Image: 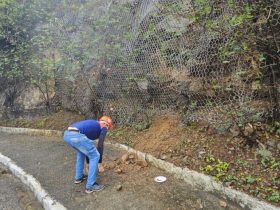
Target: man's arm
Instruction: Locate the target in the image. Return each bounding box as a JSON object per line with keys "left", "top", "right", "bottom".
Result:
{"left": 97, "top": 127, "right": 107, "bottom": 163}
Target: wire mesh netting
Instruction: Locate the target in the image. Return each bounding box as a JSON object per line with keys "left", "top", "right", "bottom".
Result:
{"left": 1, "top": 0, "right": 279, "bottom": 128}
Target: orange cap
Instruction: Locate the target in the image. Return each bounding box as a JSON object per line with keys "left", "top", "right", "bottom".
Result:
{"left": 99, "top": 116, "right": 113, "bottom": 130}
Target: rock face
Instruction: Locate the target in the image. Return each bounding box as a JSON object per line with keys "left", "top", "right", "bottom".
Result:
{"left": 15, "top": 87, "right": 49, "bottom": 110}
{"left": 0, "top": 85, "right": 53, "bottom": 119}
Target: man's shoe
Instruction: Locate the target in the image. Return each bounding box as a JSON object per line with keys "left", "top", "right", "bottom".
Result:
{"left": 85, "top": 183, "right": 105, "bottom": 193}
{"left": 74, "top": 174, "right": 87, "bottom": 184}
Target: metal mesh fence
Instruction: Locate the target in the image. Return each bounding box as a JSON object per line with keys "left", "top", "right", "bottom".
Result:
{"left": 27, "top": 0, "right": 280, "bottom": 127}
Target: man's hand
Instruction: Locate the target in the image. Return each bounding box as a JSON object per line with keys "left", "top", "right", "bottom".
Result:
{"left": 98, "top": 163, "right": 104, "bottom": 173}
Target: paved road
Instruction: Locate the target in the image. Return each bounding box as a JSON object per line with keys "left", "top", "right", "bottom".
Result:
{"left": 0, "top": 132, "right": 244, "bottom": 210}
{"left": 0, "top": 163, "right": 43, "bottom": 210}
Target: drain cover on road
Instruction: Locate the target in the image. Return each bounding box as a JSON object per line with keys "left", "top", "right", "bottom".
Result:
{"left": 154, "top": 176, "right": 167, "bottom": 183}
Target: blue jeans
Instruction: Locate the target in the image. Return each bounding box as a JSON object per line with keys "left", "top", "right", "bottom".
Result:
{"left": 63, "top": 130, "right": 100, "bottom": 189}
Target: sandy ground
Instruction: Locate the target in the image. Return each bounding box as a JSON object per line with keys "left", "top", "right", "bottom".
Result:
{"left": 0, "top": 132, "right": 244, "bottom": 210}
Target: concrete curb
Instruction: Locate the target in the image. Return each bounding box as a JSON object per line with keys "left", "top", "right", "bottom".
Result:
{"left": 0, "top": 126, "right": 62, "bottom": 137}
{"left": 0, "top": 126, "right": 279, "bottom": 210}
{"left": 108, "top": 142, "right": 279, "bottom": 210}
{"left": 0, "top": 153, "right": 67, "bottom": 210}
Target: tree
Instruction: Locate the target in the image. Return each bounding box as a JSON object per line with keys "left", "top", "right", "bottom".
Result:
{"left": 0, "top": 0, "right": 47, "bottom": 108}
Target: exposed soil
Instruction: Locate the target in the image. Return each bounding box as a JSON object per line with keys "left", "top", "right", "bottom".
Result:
{"left": 0, "top": 111, "right": 279, "bottom": 206}
{"left": 0, "top": 110, "right": 85, "bottom": 130}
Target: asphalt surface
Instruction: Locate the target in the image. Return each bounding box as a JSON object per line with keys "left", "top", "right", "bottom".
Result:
{"left": 0, "top": 132, "right": 244, "bottom": 210}
{"left": 0, "top": 163, "right": 43, "bottom": 210}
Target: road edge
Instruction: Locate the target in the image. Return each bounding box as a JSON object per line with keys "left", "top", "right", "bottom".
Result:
{"left": 0, "top": 153, "right": 67, "bottom": 210}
